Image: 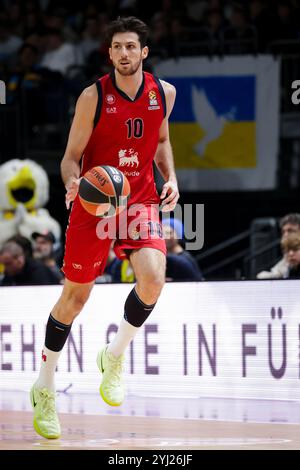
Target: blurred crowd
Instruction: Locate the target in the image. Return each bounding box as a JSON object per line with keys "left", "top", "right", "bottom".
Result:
{"left": 2, "top": 212, "right": 300, "bottom": 285}
{"left": 257, "top": 213, "right": 300, "bottom": 280}
{"left": 0, "top": 218, "right": 203, "bottom": 285}
{"left": 1, "top": 0, "right": 300, "bottom": 148}
{"left": 0, "top": 231, "right": 63, "bottom": 285}
{"left": 1, "top": 0, "right": 300, "bottom": 93}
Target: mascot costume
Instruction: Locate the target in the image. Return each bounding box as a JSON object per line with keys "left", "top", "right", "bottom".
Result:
{"left": 0, "top": 159, "right": 61, "bottom": 247}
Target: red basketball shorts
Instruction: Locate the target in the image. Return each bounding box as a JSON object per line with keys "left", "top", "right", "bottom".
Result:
{"left": 62, "top": 198, "right": 166, "bottom": 283}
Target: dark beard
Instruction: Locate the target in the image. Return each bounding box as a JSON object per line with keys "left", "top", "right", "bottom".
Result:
{"left": 115, "top": 58, "right": 142, "bottom": 76}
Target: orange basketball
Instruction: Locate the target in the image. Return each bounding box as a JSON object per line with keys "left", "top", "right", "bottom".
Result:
{"left": 78, "top": 165, "right": 130, "bottom": 217}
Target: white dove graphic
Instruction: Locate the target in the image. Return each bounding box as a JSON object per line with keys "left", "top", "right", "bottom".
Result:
{"left": 192, "top": 85, "right": 236, "bottom": 157}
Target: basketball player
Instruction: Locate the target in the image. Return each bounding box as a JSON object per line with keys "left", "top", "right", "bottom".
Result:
{"left": 30, "top": 16, "right": 179, "bottom": 439}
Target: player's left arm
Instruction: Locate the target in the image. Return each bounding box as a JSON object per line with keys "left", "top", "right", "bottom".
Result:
{"left": 154, "top": 80, "right": 179, "bottom": 212}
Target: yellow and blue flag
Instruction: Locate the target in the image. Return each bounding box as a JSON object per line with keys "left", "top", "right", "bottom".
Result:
{"left": 167, "top": 76, "right": 256, "bottom": 169}
{"left": 155, "top": 56, "right": 279, "bottom": 191}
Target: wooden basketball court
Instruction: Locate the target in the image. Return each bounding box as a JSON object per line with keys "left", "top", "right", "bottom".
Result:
{"left": 1, "top": 408, "right": 300, "bottom": 450}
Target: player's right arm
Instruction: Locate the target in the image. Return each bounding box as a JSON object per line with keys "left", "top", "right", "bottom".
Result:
{"left": 61, "top": 84, "right": 98, "bottom": 209}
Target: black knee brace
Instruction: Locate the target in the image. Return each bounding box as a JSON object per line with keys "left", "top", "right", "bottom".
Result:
{"left": 124, "top": 288, "right": 156, "bottom": 327}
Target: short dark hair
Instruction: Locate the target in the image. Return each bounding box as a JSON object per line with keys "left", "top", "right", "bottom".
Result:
{"left": 280, "top": 213, "right": 300, "bottom": 229}
{"left": 105, "top": 16, "right": 149, "bottom": 48}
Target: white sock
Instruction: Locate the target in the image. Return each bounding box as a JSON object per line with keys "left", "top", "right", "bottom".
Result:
{"left": 35, "top": 346, "right": 61, "bottom": 392}
{"left": 107, "top": 318, "right": 139, "bottom": 357}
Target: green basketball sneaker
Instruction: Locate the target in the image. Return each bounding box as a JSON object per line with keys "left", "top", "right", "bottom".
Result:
{"left": 30, "top": 385, "right": 61, "bottom": 439}
{"left": 97, "top": 346, "right": 125, "bottom": 406}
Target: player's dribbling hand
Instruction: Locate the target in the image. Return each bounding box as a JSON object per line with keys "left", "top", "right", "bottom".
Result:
{"left": 160, "top": 181, "right": 179, "bottom": 212}
{"left": 65, "top": 177, "right": 81, "bottom": 210}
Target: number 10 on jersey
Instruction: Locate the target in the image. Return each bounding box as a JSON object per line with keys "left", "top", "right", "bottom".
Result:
{"left": 126, "top": 118, "right": 144, "bottom": 139}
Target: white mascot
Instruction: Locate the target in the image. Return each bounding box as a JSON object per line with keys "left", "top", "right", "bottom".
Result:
{"left": 0, "top": 159, "right": 61, "bottom": 247}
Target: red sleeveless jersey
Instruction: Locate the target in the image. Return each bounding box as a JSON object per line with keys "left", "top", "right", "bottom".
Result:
{"left": 81, "top": 71, "right": 166, "bottom": 206}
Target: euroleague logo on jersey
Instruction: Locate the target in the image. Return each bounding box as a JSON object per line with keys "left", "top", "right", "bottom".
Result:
{"left": 148, "top": 90, "right": 160, "bottom": 111}
{"left": 149, "top": 90, "right": 157, "bottom": 105}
